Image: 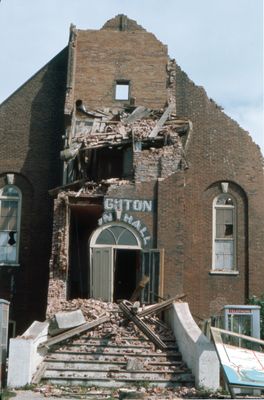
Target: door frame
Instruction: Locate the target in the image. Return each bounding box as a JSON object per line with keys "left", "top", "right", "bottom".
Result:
{"left": 89, "top": 223, "right": 142, "bottom": 302}
{"left": 89, "top": 223, "right": 164, "bottom": 303}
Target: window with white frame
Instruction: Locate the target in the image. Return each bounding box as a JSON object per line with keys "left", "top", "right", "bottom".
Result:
{"left": 213, "top": 193, "right": 236, "bottom": 271}
{"left": 0, "top": 185, "right": 21, "bottom": 264}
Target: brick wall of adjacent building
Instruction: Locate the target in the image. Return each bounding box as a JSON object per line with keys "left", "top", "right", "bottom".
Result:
{"left": 0, "top": 49, "right": 67, "bottom": 332}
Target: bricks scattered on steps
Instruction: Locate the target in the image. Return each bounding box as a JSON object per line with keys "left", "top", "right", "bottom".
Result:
{"left": 28, "top": 384, "right": 227, "bottom": 399}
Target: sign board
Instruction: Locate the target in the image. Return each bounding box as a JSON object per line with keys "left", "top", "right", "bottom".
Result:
{"left": 227, "top": 308, "right": 252, "bottom": 314}
{"left": 211, "top": 327, "right": 264, "bottom": 393}
{"left": 104, "top": 198, "right": 153, "bottom": 213}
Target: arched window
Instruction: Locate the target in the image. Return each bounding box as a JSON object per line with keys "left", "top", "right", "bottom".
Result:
{"left": 0, "top": 185, "right": 21, "bottom": 264}
{"left": 91, "top": 224, "right": 141, "bottom": 248}
{"left": 213, "top": 193, "right": 236, "bottom": 271}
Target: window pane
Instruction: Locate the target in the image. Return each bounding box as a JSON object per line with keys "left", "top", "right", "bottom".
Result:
{"left": 0, "top": 232, "right": 9, "bottom": 246}
{"left": 215, "top": 240, "right": 234, "bottom": 270}
{"left": 96, "top": 229, "right": 116, "bottom": 245}
{"left": 216, "top": 194, "right": 234, "bottom": 205}
{"left": 0, "top": 247, "right": 6, "bottom": 262}
{"left": 110, "top": 226, "right": 124, "bottom": 242}
{"left": 224, "top": 224, "right": 233, "bottom": 237}
{"left": 0, "top": 216, "right": 8, "bottom": 230}
{"left": 118, "top": 229, "right": 138, "bottom": 246}
{"left": 0, "top": 186, "right": 20, "bottom": 264}
{"left": 216, "top": 223, "right": 225, "bottom": 238}
{"left": 224, "top": 209, "right": 233, "bottom": 224}
{"left": 0, "top": 200, "right": 18, "bottom": 217}
{"left": 216, "top": 208, "right": 234, "bottom": 238}
{"left": 216, "top": 209, "right": 224, "bottom": 224}
{"left": 6, "top": 246, "right": 16, "bottom": 262}
{"left": 1, "top": 186, "right": 19, "bottom": 197}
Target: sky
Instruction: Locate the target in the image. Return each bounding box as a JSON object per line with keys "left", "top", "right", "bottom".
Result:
{"left": 0, "top": 0, "right": 263, "bottom": 154}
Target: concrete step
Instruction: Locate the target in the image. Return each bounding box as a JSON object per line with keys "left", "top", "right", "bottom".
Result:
{"left": 43, "top": 368, "right": 191, "bottom": 380}
{"left": 41, "top": 374, "right": 194, "bottom": 388}
{"left": 74, "top": 336, "right": 176, "bottom": 344}
{"left": 46, "top": 350, "right": 182, "bottom": 362}
{"left": 58, "top": 342, "right": 177, "bottom": 352}
{"left": 40, "top": 317, "right": 194, "bottom": 390}
{"left": 44, "top": 359, "right": 185, "bottom": 371}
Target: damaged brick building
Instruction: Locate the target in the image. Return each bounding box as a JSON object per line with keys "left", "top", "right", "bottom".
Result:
{"left": 0, "top": 15, "right": 263, "bottom": 333}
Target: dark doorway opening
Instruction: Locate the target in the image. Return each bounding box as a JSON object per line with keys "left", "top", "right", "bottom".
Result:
{"left": 68, "top": 202, "right": 103, "bottom": 299}
{"left": 114, "top": 249, "right": 140, "bottom": 301}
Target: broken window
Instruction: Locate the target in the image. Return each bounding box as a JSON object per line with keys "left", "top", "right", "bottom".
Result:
{"left": 213, "top": 194, "right": 236, "bottom": 272}
{"left": 0, "top": 185, "right": 21, "bottom": 265}
{"left": 115, "top": 81, "right": 130, "bottom": 100}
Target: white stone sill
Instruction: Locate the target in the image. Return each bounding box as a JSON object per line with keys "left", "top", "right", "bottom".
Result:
{"left": 0, "top": 263, "right": 20, "bottom": 267}
{"left": 209, "top": 270, "right": 239, "bottom": 276}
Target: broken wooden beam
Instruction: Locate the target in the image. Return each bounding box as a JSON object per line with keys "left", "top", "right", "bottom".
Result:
{"left": 48, "top": 178, "right": 86, "bottom": 196}
{"left": 149, "top": 104, "right": 175, "bottom": 138}
{"left": 130, "top": 275, "right": 150, "bottom": 302}
{"left": 119, "top": 301, "right": 167, "bottom": 350}
{"left": 32, "top": 362, "right": 47, "bottom": 384}
{"left": 38, "top": 315, "right": 109, "bottom": 349}
{"left": 137, "top": 294, "right": 186, "bottom": 318}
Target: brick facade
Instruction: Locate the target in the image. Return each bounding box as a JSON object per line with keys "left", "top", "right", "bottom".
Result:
{"left": 1, "top": 15, "right": 263, "bottom": 332}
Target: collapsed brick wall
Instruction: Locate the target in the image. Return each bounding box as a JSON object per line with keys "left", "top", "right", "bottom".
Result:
{"left": 134, "top": 144, "right": 184, "bottom": 182}
{"left": 47, "top": 193, "right": 69, "bottom": 315}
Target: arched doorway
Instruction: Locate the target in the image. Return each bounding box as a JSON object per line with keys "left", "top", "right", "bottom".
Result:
{"left": 89, "top": 223, "right": 163, "bottom": 303}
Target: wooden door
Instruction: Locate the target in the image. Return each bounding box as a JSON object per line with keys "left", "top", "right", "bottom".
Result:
{"left": 90, "top": 247, "right": 113, "bottom": 302}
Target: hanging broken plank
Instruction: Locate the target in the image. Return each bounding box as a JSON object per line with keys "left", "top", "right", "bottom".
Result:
{"left": 149, "top": 103, "right": 175, "bottom": 138}
{"left": 130, "top": 275, "right": 150, "bottom": 302}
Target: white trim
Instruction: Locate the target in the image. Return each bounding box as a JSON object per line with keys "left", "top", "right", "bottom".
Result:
{"left": 89, "top": 222, "right": 142, "bottom": 249}
{"left": 221, "top": 182, "right": 229, "bottom": 193}
{"left": 89, "top": 223, "right": 142, "bottom": 301}
{"left": 0, "top": 263, "right": 20, "bottom": 267}
{"left": 209, "top": 270, "right": 239, "bottom": 276}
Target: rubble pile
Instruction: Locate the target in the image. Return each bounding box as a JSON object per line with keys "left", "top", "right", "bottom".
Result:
{"left": 30, "top": 383, "right": 225, "bottom": 399}
{"left": 74, "top": 115, "right": 188, "bottom": 149}
{"left": 47, "top": 298, "right": 175, "bottom": 343}
{"left": 49, "top": 193, "right": 69, "bottom": 278}
{"left": 31, "top": 298, "right": 212, "bottom": 398}
{"left": 46, "top": 298, "right": 119, "bottom": 321}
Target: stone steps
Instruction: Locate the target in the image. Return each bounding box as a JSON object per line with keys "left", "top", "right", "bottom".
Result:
{"left": 46, "top": 350, "right": 182, "bottom": 362}
{"left": 44, "top": 359, "right": 185, "bottom": 371}
{"left": 40, "top": 317, "right": 194, "bottom": 389}
{"left": 41, "top": 375, "right": 194, "bottom": 389}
